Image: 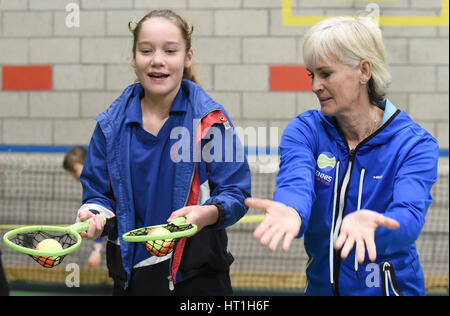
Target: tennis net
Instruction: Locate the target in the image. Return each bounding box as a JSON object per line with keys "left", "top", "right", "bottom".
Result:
{"left": 0, "top": 153, "right": 448, "bottom": 295}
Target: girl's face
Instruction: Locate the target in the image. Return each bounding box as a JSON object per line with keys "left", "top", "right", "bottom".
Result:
{"left": 307, "top": 55, "right": 366, "bottom": 117}
{"left": 132, "top": 17, "right": 193, "bottom": 100}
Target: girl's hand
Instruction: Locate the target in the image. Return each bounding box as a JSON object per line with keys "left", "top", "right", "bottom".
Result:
{"left": 76, "top": 210, "right": 105, "bottom": 239}
{"left": 168, "top": 205, "right": 219, "bottom": 232}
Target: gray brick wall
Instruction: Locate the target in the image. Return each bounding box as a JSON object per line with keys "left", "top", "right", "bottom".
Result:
{"left": 0, "top": 0, "right": 448, "bottom": 152}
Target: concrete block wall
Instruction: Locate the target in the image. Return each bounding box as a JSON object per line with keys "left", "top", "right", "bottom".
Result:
{"left": 0, "top": 0, "right": 448, "bottom": 150}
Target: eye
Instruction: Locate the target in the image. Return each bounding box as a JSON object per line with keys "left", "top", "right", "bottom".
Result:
{"left": 166, "top": 49, "right": 177, "bottom": 54}
{"left": 140, "top": 49, "right": 152, "bottom": 54}
{"left": 320, "top": 72, "right": 331, "bottom": 78}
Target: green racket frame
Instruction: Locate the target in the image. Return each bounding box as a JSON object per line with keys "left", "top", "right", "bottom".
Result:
{"left": 122, "top": 217, "right": 197, "bottom": 243}
{"left": 3, "top": 218, "right": 104, "bottom": 264}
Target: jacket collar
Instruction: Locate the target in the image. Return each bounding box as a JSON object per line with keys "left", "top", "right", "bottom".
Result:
{"left": 124, "top": 83, "right": 188, "bottom": 126}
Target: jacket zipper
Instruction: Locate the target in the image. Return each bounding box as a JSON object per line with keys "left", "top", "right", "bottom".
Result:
{"left": 331, "top": 147, "right": 356, "bottom": 296}
{"left": 171, "top": 109, "right": 228, "bottom": 290}
{"left": 329, "top": 109, "right": 402, "bottom": 295}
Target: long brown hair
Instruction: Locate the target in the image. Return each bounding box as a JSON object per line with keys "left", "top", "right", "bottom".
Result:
{"left": 129, "top": 10, "right": 199, "bottom": 84}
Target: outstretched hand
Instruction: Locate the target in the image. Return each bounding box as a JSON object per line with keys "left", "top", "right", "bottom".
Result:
{"left": 335, "top": 210, "right": 400, "bottom": 263}
{"left": 245, "top": 197, "right": 301, "bottom": 252}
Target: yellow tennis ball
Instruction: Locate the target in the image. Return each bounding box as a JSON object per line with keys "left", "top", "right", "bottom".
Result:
{"left": 36, "top": 238, "right": 63, "bottom": 268}
{"left": 145, "top": 227, "right": 174, "bottom": 257}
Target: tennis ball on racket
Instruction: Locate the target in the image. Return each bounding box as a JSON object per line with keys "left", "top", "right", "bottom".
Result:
{"left": 145, "top": 227, "right": 174, "bottom": 257}
{"left": 35, "top": 238, "right": 63, "bottom": 268}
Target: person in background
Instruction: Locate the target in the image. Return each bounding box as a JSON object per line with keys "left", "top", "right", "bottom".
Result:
{"left": 63, "top": 146, "right": 104, "bottom": 268}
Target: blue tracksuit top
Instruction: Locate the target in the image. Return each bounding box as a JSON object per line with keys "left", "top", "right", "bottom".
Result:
{"left": 274, "top": 99, "right": 439, "bottom": 296}
{"left": 126, "top": 85, "right": 186, "bottom": 266}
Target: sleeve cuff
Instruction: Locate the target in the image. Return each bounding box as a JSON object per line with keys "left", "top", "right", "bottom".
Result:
{"left": 204, "top": 202, "right": 226, "bottom": 229}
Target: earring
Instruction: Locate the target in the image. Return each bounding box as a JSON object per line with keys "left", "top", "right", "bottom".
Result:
{"left": 360, "top": 81, "right": 367, "bottom": 85}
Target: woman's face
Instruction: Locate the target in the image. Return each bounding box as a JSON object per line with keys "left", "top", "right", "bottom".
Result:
{"left": 132, "top": 17, "right": 193, "bottom": 99}
{"left": 307, "top": 55, "right": 364, "bottom": 117}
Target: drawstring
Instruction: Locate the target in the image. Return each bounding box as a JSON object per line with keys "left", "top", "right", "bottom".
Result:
{"left": 381, "top": 262, "right": 401, "bottom": 296}
{"left": 354, "top": 168, "right": 366, "bottom": 275}
{"left": 329, "top": 161, "right": 341, "bottom": 286}
{"left": 329, "top": 164, "right": 366, "bottom": 288}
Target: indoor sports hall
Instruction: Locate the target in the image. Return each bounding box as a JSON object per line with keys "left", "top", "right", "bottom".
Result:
{"left": 0, "top": 0, "right": 448, "bottom": 296}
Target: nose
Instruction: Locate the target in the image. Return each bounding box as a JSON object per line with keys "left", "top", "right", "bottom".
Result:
{"left": 311, "top": 77, "right": 324, "bottom": 95}
{"left": 150, "top": 49, "right": 164, "bottom": 66}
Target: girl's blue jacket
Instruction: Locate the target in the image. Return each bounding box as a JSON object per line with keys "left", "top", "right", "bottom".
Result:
{"left": 79, "top": 80, "right": 251, "bottom": 288}
{"left": 274, "top": 100, "right": 439, "bottom": 296}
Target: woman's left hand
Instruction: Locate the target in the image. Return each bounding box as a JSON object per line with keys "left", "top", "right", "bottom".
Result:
{"left": 335, "top": 210, "right": 400, "bottom": 263}
{"left": 167, "top": 205, "right": 219, "bottom": 232}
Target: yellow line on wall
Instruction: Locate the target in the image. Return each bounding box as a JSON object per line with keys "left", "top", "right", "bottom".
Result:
{"left": 282, "top": 0, "right": 449, "bottom": 26}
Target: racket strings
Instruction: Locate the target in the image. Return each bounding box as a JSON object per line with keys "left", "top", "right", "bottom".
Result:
{"left": 128, "top": 223, "right": 194, "bottom": 257}
{"left": 8, "top": 231, "right": 77, "bottom": 268}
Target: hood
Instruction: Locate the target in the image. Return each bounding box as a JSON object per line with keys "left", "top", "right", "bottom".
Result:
{"left": 316, "top": 99, "right": 417, "bottom": 154}
{"left": 96, "top": 79, "right": 224, "bottom": 126}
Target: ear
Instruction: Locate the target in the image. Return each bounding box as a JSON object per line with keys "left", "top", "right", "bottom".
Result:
{"left": 184, "top": 48, "right": 194, "bottom": 68}
{"left": 131, "top": 56, "right": 136, "bottom": 70}
{"left": 359, "top": 59, "right": 372, "bottom": 83}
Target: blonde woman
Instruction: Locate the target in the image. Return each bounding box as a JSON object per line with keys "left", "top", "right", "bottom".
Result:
{"left": 246, "top": 16, "right": 438, "bottom": 296}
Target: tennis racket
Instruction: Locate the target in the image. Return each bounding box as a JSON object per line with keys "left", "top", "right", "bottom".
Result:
{"left": 3, "top": 217, "right": 104, "bottom": 268}
{"left": 122, "top": 217, "right": 197, "bottom": 257}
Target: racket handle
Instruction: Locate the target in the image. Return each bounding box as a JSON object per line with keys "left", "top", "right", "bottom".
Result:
{"left": 69, "top": 216, "right": 106, "bottom": 233}
{"left": 68, "top": 220, "right": 90, "bottom": 233}
{"left": 170, "top": 216, "right": 187, "bottom": 226}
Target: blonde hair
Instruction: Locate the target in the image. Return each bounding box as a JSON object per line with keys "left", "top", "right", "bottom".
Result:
{"left": 128, "top": 9, "right": 199, "bottom": 84}
{"left": 303, "top": 16, "right": 391, "bottom": 105}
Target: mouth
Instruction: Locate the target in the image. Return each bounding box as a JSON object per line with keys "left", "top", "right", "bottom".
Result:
{"left": 148, "top": 72, "right": 170, "bottom": 81}
{"left": 318, "top": 96, "right": 332, "bottom": 105}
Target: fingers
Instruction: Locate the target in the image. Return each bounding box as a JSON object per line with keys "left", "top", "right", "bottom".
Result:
{"left": 245, "top": 197, "right": 272, "bottom": 211}
{"left": 253, "top": 217, "right": 271, "bottom": 240}
{"left": 338, "top": 235, "right": 367, "bottom": 264}
{"left": 78, "top": 212, "right": 104, "bottom": 239}
{"left": 254, "top": 218, "right": 295, "bottom": 252}
{"left": 268, "top": 230, "right": 284, "bottom": 252}
{"left": 259, "top": 224, "right": 279, "bottom": 248}
{"left": 378, "top": 215, "right": 400, "bottom": 230}
{"left": 337, "top": 233, "right": 377, "bottom": 263}
{"left": 355, "top": 239, "right": 366, "bottom": 264}
{"left": 77, "top": 211, "right": 92, "bottom": 238}
{"left": 167, "top": 208, "right": 189, "bottom": 223}
{"left": 339, "top": 236, "right": 355, "bottom": 260}
{"left": 365, "top": 237, "right": 377, "bottom": 262}
{"left": 77, "top": 210, "right": 93, "bottom": 222}
{"left": 251, "top": 200, "right": 301, "bottom": 253}
{"left": 282, "top": 231, "right": 296, "bottom": 253}
{"left": 335, "top": 231, "right": 347, "bottom": 250}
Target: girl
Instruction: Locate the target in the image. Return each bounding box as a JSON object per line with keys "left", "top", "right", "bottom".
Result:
{"left": 75, "top": 10, "right": 251, "bottom": 296}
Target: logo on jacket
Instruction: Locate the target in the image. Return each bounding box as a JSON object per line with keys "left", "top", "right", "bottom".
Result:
{"left": 317, "top": 152, "right": 336, "bottom": 171}
{"left": 315, "top": 152, "right": 335, "bottom": 186}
